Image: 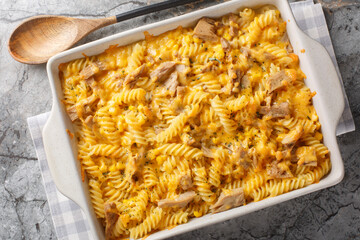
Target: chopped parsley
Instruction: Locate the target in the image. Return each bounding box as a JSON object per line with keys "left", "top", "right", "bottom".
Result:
{"left": 208, "top": 57, "right": 221, "bottom": 64}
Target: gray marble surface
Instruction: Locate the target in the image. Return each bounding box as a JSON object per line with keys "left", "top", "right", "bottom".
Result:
{"left": 0, "top": 0, "right": 359, "bottom": 239}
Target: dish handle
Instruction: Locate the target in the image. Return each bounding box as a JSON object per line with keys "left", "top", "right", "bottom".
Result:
{"left": 42, "top": 103, "right": 85, "bottom": 204}
{"left": 42, "top": 102, "right": 104, "bottom": 240}
{"left": 297, "top": 30, "right": 345, "bottom": 132}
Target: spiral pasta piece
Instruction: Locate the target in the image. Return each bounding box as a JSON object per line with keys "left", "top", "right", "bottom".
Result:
{"left": 193, "top": 165, "right": 216, "bottom": 203}
{"left": 154, "top": 143, "right": 203, "bottom": 159}
{"left": 88, "top": 179, "right": 105, "bottom": 218}
{"left": 129, "top": 207, "right": 164, "bottom": 239}
{"left": 112, "top": 88, "right": 146, "bottom": 104}
{"left": 211, "top": 95, "right": 237, "bottom": 135}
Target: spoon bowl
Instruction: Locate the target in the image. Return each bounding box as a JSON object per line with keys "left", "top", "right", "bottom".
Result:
{"left": 8, "top": 15, "right": 116, "bottom": 64}
{"left": 9, "top": 16, "right": 78, "bottom": 64}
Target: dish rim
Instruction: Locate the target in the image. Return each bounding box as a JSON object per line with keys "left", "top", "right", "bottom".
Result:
{"left": 43, "top": 0, "right": 345, "bottom": 239}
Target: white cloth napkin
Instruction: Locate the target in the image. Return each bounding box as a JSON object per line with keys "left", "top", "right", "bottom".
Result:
{"left": 27, "top": 1, "right": 355, "bottom": 239}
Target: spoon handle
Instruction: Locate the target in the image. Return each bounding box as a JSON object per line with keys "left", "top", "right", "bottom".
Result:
{"left": 115, "top": 0, "right": 200, "bottom": 22}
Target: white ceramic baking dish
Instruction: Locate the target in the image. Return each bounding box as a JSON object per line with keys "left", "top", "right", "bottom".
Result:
{"left": 43, "top": 0, "right": 345, "bottom": 239}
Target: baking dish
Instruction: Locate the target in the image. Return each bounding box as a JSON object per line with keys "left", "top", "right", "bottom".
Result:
{"left": 43, "top": 0, "right": 345, "bottom": 239}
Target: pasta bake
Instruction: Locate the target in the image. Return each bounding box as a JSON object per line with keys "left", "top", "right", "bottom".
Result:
{"left": 59, "top": 5, "right": 331, "bottom": 239}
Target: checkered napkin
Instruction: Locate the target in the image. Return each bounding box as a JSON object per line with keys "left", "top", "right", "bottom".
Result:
{"left": 290, "top": 0, "right": 354, "bottom": 135}
{"left": 28, "top": 112, "right": 93, "bottom": 239}
{"left": 27, "top": 1, "right": 355, "bottom": 239}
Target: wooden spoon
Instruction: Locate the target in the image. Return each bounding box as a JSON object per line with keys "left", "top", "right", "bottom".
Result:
{"left": 8, "top": 0, "right": 200, "bottom": 64}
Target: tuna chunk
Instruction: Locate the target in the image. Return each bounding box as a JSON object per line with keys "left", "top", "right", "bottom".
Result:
{"left": 259, "top": 102, "right": 290, "bottom": 118}
{"left": 267, "top": 70, "right": 291, "bottom": 93}
{"left": 194, "top": 18, "right": 218, "bottom": 42}
{"left": 229, "top": 13, "right": 239, "bottom": 23}
{"left": 158, "top": 191, "right": 196, "bottom": 208}
{"left": 233, "top": 146, "right": 247, "bottom": 160}
{"left": 85, "top": 77, "right": 103, "bottom": 95}
{"left": 228, "top": 67, "right": 242, "bottom": 81}
{"left": 176, "top": 86, "right": 187, "bottom": 98}
{"left": 202, "top": 146, "right": 215, "bottom": 158}
{"left": 267, "top": 162, "right": 293, "bottom": 179}
{"left": 287, "top": 43, "right": 294, "bottom": 53}
{"left": 84, "top": 76, "right": 96, "bottom": 87}
{"left": 221, "top": 38, "right": 231, "bottom": 51}
{"left": 229, "top": 13, "right": 239, "bottom": 37}
{"left": 175, "top": 64, "right": 189, "bottom": 83}
{"left": 152, "top": 99, "right": 163, "bottom": 120}
{"left": 125, "top": 155, "right": 138, "bottom": 183}
{"left": 233, "top": 146, "right": 251, "bottom": 170}
{"left": 281, "top": 125, "right": 303, "bottom": 145}
{"left": 80, "top": 61, "right": 106, "bottom": 79}
{"left": 181, "top": 133, "right": 195, "bottom": 146}
{"left": 179, "top": 174, "right": 193, "bottom": 190}
{"left": 230, "top": 25, "right": 238, "bottom": 37}
{"left": 241, "top": 75, "right": 251, "bottom": 89}
{"left": 229, "top": 25, "right": 238, "bottom": 37}
{"left": 104, "top": 202, "right": 119, "bottom": 239}
{"left": 66, "top": 94, "right": 99, "bottom": 121}
{"left": 81, "top": 94, "right": 99, "bottom": 109}
{"left": 240, "top": 47, "right": 253, "bottom": 58}
{"left": 163, "top": 71, "right": 179, "bottom": 97}
{"left": 176, "top": 64, "right": 187, "bottom": 73}
{"left": 296, "top": 146, "right": 317, "bottom": 166}
{"left": 210, "top": 188, "right": 245, "bottom": 213}
{"left": 142, "top": 106, "right": 153, "bottom": 120}
{"left": 66, "top": 105, "right": 78, "bottom": 121}
{"left": 282, "top": 34, "right": 294, "bottom": 53}
{"left": 84, "top": 115, "right": 94, "bottom": 128}
{"left": 201, "top": 61, "right": 215, "bottom": 73}
{"left": 123, "top": 64, "right": 146, "bottom": 87}
{"left": 146, "top": 55, "right": 155, "bottom": 64}
{"left": 263, "top": 52, "right": 276, "bottom": 60}
{"left": 250, "top": 148, "right": 259, "bottom": 168}
{"left": 150, "top": 61, "right": 176, "bottom": 82}
{"left": 227, "top": 67, "right": 243, "bottom": 93}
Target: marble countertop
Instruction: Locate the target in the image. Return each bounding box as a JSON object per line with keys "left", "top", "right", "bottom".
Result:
{"left": 0, "top": 0, "right": 359, "bottom": 239}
